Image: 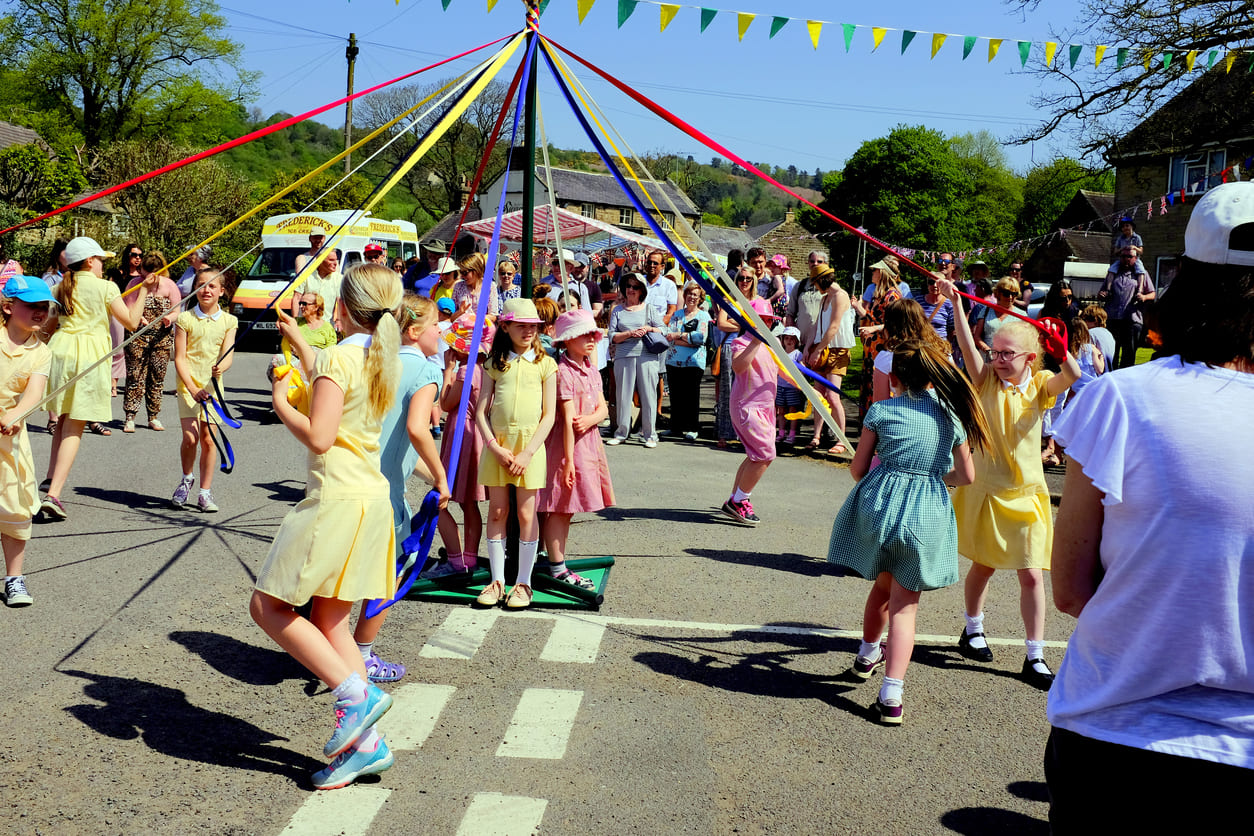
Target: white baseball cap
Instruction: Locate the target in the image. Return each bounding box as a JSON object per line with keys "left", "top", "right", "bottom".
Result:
{"left": 63, "top": 236, "right": 114, "bottom": 265}
{"left": 1185, "top": 181, "right": 1254, "bottom": 266}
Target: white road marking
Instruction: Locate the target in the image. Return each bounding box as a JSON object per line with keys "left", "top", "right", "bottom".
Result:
{"left": 279, "top": 786, "right": 390, "bottom": 836}
{"left": 511, "top": 610, "right": 1069, "bottom": 648}
{"left": 455, "top": 793, "right": 548, "bottom": 836}
{"left": 539, "top": 615, "right": 605, "bottom": 663}
{"left": 496, "top": 688, "right": 582, "bottom": 759}
{"left": 420, "top": 608, "right": 501, "bottom": 659}
{"left": 377, "top": 683, "right": 456, "bottom": 750}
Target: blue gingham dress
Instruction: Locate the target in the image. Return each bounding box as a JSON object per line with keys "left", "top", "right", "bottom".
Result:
{"left": 827, "top": 390, "right": 966, "bottom": 592}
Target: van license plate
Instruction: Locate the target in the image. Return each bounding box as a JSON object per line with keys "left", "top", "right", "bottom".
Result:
{"left": 254, "top": 322, "right": 278, "bottom": 330}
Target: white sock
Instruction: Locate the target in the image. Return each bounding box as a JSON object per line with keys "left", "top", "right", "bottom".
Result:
{"left": 354, "top": 727, "right": 380, "bottom": 751}
{"left": 332, "top": 672, "right": 367, "bottom": 704}
{"left": 181, "top": 473, "right": 194, "bottom": 483}
{"left": 964, "top": 612, "right": 988, "bottom": 649}
{"left": 486, "top": 538, "right": 506, "bottom": 583}
{"left": 1025, "top": 639, "right": 1046, "bottom": 662}
{"left": 858, "top": 640, "right": 882, "bottom": 661}
{"left": 356, "top": 641, "right": 373, "bottom": 663}
{"left": 516, "top": 539, "right": 539, "bottom": 586}
{"left": 199, "top": 488, "right": 211, "bottom": 499}
{"left": 548, "top": 560, "right": 567, "bottom": 576}
{"left": 879, "top": 676, "right": 904, "bottom": 704}
{"left": 732, "top": 486, "right": 750, "bottom": 503}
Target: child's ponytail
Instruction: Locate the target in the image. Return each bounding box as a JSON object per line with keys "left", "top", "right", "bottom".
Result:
{"left": 340, "top": 264, "right": 402, "bottom": 422}
{"left": 892, "top": 342, "right": 992, "bottom": 453}
{"left": 365, "top": 310, "right": 400, "bottom": 420}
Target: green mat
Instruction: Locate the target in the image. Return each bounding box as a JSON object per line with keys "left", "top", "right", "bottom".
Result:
{"left": 407, "top": 556, "right": 614, "bottom": 610}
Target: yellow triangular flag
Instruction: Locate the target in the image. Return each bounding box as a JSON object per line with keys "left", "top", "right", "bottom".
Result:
{"left": 1226, "top": 51, "right": 1239, "bottom": 73}
{"left": 807, "top": 20, "right": 822, "bottom": 50}
{"left": 1186, "top": 49, "right": 1198, "bottom": 71}
{"left": 1144, "top": 49, "right": 1152, "bottom": 70}
{"left": 659, "top": 3, "right": 678, "bottom": 31}
{"left": 737, "top": 12, "right": 755, "bottom": 41}
{"left": 577, "top": 0, "right": 594, "bottom": 23}
{"left": 1094, "top": 44, "right": 1107, "bottom": 67}
{"left": 1045, "top": 41, "right": 1058, "bottom": 66}
{"left": 931, "top": 32, "right": 947, "bottom": 59}
{"left": 872, "top": 27, "right": 887, "bottom": 51}
{"left": 487, "top": 0, "right": 499, "bottom": 9}
{"left": 988, "top": 38, "right": 1003, "bottom": 62}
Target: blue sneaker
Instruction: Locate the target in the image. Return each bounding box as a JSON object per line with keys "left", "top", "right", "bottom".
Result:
{"left": 323, "top": 684, "right": 393, "bottom": 759}
{"left": 313, "top": 734, "right": 394, "bottom": 790}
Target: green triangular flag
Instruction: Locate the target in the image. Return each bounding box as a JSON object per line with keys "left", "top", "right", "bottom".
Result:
{"left": 1163, "top": 51, "right": 1173, "bottom": 70}
{"left": 1208, "top": 49, "right": 1219, "bottom": 68}
{"left": 770, "top": 16, "right": 788, "bottom": 39}
{"left": 1069, "top": 44, "right": 1082, "bottom": 69}
{"left": 442, "top": 0, "right": 452, "bottom": 9}
{"left": 901, "top": 30, "right": 916, "bottom": 54}
{"left": 538, "top": 0, "right": 550, "bottom": 13}
{"left": 962, "top": 35, "right": 977, "bottom": 60}
{"left": 700, "top": 7, "right": 717, "bottom": 33}
{"left": 842, "top": 23, "right": 856, "bottom": 52}
{"left": 1018, "top": 40, "right": 1031, "bottom": 67}
{"left": 1116, "top": 47, "right": 1128, "bottom": 69}
{"left": 618, "top": 0, "right": 637, "bottom": 28}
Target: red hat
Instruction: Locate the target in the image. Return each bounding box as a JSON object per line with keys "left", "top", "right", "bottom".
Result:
{"left": 364, "top": 243, "right": 384, "bottom": 254}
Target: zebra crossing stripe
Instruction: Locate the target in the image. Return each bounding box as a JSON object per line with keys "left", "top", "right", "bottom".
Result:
{"left": 496, "top": 688, "right": 583, "bottom": 759}
{"left": 377, "top": 683, "right": 457, "bottom": 750}
{"left": 420, "top": 608, "right": 501, "bottom": 659}
{"left": 279, "top": 786, "right": 390, "bottom": 836}
{"left": 539, "top": 615, "right": 605, "bottom": 663}
{"left": 455, "top": 793, "right": 548, "bottom": 836}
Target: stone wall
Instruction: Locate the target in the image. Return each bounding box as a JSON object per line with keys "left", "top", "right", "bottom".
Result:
{"left": 753, "top": 208, "right": 822, "bottom": 277}
{"left": 1114, "top": 157, "right": 1197, "bottom": 284}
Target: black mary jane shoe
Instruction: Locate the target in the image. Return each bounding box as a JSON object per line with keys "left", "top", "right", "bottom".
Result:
{"left": 957, "top": 629, "right": 994, "bottom": 663}
{"left": 1021, "top": 657, "right": 1056, "bottom": 691}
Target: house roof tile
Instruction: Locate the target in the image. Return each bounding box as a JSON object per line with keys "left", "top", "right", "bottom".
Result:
{"left": 535, "top": 167, "right": 699, "bottom": 216}
{"left": 1107, "top": 67, "right": 1254, "bottom": 161}
{"left": 0, "top": 120, "right": 43, "bottom": 152}
{"left": 696, "top": 224, "right": 757, "bottom": 256}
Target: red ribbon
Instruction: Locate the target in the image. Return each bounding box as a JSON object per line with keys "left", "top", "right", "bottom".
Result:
{"left": 0, "top": 32, "right": 521, "bottom": 237}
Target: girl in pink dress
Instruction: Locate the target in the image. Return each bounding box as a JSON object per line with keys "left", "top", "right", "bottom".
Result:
{"left": 431, "top": 313, "right": 495, "bottom": 578}
{"left": 539, "top": 309, "right": 614, "bottom": 590}
{"left": 721, "top": 297, "right": 780, "bottom": 527}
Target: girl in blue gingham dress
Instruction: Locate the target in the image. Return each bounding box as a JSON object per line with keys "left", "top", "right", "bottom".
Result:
{"left": 827, "top": 341, "right": 990, "bottom": 725}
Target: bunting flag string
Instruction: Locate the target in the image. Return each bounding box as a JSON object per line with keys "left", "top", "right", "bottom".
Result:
{"left": 448, "top": 0, "right": 1254, "bottom": 73}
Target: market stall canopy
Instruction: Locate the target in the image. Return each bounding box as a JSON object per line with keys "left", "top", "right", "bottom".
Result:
{"left": 459, "top": 205, "right": 669, "bottom": 251}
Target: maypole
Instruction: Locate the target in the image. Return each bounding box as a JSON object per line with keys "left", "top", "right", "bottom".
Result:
{"left": 520, "top": 0, "right": 541, "bottom": 294}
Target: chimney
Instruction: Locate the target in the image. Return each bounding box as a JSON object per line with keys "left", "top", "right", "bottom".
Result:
{"left": 785, "top": 207, "right": 795, "bottom": 223}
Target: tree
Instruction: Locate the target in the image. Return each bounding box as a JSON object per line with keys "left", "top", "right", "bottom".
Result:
{"left": 947, "top": 131, "right": 1023, "bottom": 252}
{"left": 262, "top": 167, "right": 378, "bottom": 222}
{"left": 0, "top": 144, "right": 87, "bottom": 213}
{"left": 2, "top": 0, "right": 257, "bottom": 149}
{"left": 1007, "top": 0, "right": 1253, "bottom": 158}
{"left": 1017, "top": 157, "right": 1116, "bottom": 239}
{"left": 354, "top": 79, "right": 512, "bottom": 220}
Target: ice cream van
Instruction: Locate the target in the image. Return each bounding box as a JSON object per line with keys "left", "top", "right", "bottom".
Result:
{"left": 230, "top": 210, "right": 419, "bottom": 348}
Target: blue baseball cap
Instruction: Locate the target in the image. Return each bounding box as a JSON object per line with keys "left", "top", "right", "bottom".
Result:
{"left": 436, "top": 297, "right": 456, "bottom": 314}
{"left": 3, "top": 275, "right": 57, "bottom": 305}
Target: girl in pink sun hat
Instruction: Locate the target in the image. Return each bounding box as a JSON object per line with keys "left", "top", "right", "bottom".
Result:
{"left": 538, "top": 309, "right": 614, "bottom": 590}
{"left": 721, "top": 296, "right": 781, "bottom": 526}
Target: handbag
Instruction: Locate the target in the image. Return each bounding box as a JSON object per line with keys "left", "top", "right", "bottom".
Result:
{"left": 807, "top": 346, "right": 840, "bottom": 375}
{"left": 642, "top": 329, "right": 670, "bottom": 354}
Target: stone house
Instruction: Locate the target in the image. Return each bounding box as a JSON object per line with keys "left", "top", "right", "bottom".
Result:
{"left": 1106, "top": 66, "right": 1254, "bottom": 289}
{"left": 748, "top": 207, "right": 823, "bottom": 276}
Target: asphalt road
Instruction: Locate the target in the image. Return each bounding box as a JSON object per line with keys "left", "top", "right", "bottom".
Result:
{"left": 3, "top": 351, "right": 1073, "bottom": 835}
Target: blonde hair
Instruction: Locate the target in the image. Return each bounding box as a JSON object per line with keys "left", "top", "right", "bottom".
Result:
{"left": 996, "top": 318, "right": 1045, "bottom": 373}
{"left": 682, "top": 280, "right": 706, "bottom": 304}
{"left": 340, "top": 263, "right": 403, "bottom": 421}
{"left": 301, "top": 292, "right": 326, "bottom": 318}
{"left": 457, "top": 252, "right": 486, "bottom": 283}
{"left": 395, "top": 293, "right": 436, "bottom": 335}
{"left": 995, "top": 277, "right": 1020, "bottom": 296}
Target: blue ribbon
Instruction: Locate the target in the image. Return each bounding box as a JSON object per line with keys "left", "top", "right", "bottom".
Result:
{"left": 201, "top": 400, "right": 237, "bottom": 474}
{"left": 363, "top": 35, "right": 538, "bottom": 619}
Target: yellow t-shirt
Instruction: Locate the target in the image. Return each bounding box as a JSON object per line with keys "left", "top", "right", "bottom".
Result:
{"left": 176, "top": 308, "right": 238, "bottom": 410}
{"left": 0, "top": 335, "right": 52, "bottom": 530}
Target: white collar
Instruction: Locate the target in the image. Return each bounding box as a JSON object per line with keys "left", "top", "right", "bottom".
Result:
{"left": 1000, "top": 374, "right": 1032, "bottom": 394}
{"left": 340, "top": 332, "right": 372, "bottom": 348}
{"left": 193, "top": 305, "right": 222, "bottom": 321}
{"left": 508, "top": 349, "right": 537, "bottom": 362}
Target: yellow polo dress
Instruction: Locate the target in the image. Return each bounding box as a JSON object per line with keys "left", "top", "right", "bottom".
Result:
{"left": 478, "top": 350, "right": 557, "bottom": 490}
{"left": 254, "top": 341, "right": 396, "bottom": 605}
{"left": 175, "top": 308, "right": 239, "bottom": 421}
{"left": 47, "top": 272, "right": 119, "bottom": 421}
{"left": 0, "top": 335, "right": 51, "bottom": 539}
{"left": 952, "top": 370, "right": 1056, "bottom": 570}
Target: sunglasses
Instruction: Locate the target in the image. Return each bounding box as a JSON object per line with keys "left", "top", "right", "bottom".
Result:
{"left": 298, "top": 301, "right": 314, "bottom": 308}
{"left": 1010, "top": 267, "right": 1023, "bottom": 272}
{"left": 938, "top": 259, "right": 953, "bottom": 265}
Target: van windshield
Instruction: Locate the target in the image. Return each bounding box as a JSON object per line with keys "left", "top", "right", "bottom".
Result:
{"left": 248, "top": 248, "right": 342, "bottom": 278}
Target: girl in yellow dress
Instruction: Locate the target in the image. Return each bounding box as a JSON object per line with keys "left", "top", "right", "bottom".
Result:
{"left": 473, "top": 298, "right": 557, "bottom": 610}
{"left": 42, "top": 237, "right": 156, "bottom": 521}
{"left": 249, "top": 263, "right": 402, "bottom": 790}
{"left": 939, "top": 278, "right": 1079, "bottom": 689}
{"left": 170, "top": 269, "right": 237, "bottom": 512}
{"left": 0, "top": 277, "right": 56, "bottom": 607}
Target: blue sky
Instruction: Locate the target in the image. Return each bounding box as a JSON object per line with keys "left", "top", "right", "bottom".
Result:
{"left": 221, "top": 0, "right": 1093, "bottom": 176}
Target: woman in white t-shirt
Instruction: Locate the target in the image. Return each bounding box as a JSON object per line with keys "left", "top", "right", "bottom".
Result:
{"left": 1047, "top": 183, "right": 1254, "bottom": 831}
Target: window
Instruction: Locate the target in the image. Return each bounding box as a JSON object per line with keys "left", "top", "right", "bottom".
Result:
{"left": 580, "top": 203, "right": 596, "bottom": 218}
{"left": 1169, "top": 149, "right": 1226, "bottom": 195}
{"left": 661, "top": 211, "right": 675, "bottom": 228}
{"left": 619, "top": 208, "right": 634, "bottom": 227}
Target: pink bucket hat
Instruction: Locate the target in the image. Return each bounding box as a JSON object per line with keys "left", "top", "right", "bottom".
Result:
{"left": 498, "top": 297, "right": 543, "bottom": 324}
{"left": 750, "top": 296, "right": 778, "bottom": 321}
{"left": 554, "top": 308, "right": 602, "bottom": 344}
{"left": 771, "top": 254, "right": 790, "bottom": 270}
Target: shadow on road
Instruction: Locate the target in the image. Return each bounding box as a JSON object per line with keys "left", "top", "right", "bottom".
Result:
{"left": 61, "top": 669, "right": 322, "bottom": 783}
{"left": 941, "top": 781, "right": 1050, "bottom": 835}
{"left": 170, "top": 630, "right": 316, "bottom": 689}
{"left": 594, "top": 506, "right": 730, "bottom": 525}
{"left": 683, "top": 546, "right": 837, "bottom": 577}
{"left": 906, "top": 644, "right": 1033, "bottom": 683}
{"left": 252, "top": 479, "right": 306, "bottom": 504}
{"left": 64, "top": 486, "right": 175, "bottom": 513}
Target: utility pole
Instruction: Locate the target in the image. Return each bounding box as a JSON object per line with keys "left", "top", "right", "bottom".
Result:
{"left": 344, "top": 33, "right": 359, "bottom": 174}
